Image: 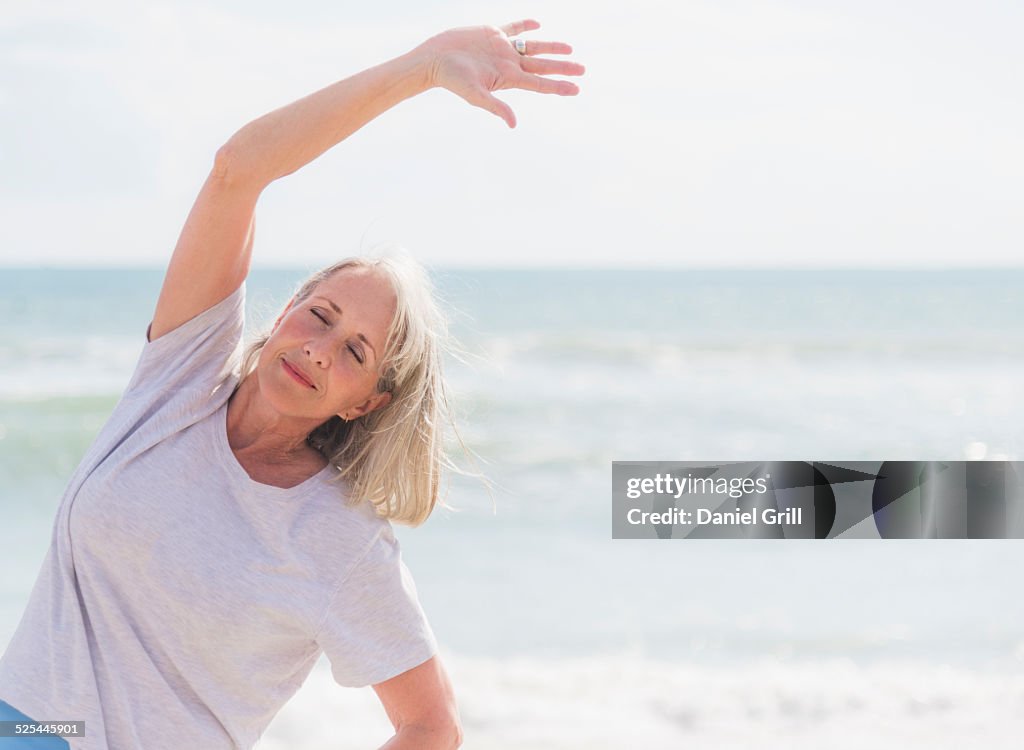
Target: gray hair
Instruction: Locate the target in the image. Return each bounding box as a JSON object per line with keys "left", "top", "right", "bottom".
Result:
{"left": 238, "top": 255, "right": 460, "bottom": 526}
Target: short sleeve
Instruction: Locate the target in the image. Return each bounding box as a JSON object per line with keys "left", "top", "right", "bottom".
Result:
{"left": 315, "top": 528, "right": 438, "bottom": 688}
{"left": 123, "top": 284, "right": 246, "bottom": 399}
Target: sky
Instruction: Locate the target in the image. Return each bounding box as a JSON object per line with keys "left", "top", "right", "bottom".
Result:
{"left": 1, "top": 0, "right": 1021, "bottom": 268}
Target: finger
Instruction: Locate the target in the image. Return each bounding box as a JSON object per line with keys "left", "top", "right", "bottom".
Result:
{"left": 474, "top": 88, "right": 517, "bottom": 128}
{"left": 521, "top": 57, "right": 586, "bottom": 77}
{"left": 512, "top": 72, "right": 580, "bottom": 96}
{"left": 518, "top": 41, "right": 574, "bottom": 56}
{"left": 499, "top": 18, "right": 541, "bottom": 37}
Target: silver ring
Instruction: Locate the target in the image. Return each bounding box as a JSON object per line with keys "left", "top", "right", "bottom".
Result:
{"left": 513, "top": 38, "right": 527, "bottom": 56}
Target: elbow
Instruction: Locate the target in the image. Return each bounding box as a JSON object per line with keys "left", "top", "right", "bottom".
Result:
{"left": 430, "top": 718, "right": 464, "bottom": 750}
{"left": 211, "top": 139, "right": 268, "bottom": 190}
{"left": 401, "top": 718, "right": 462, "bottom": 750}
{"left": 449, "top": 719, "right": 464, "bottom": 749}
{"left": 437, "top": 718, "right": 463, "bottom": 750}
{"left": 211, "top": 142, "right": 236, "bottom": 181}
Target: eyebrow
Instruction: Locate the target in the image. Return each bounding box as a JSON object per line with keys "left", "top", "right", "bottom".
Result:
{"left": 313, "top": 296, "right": 377, "bottom": 361}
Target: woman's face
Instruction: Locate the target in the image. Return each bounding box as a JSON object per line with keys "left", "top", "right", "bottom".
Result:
{"left": 257, "top": 267, "right": 396, "bottom": 423}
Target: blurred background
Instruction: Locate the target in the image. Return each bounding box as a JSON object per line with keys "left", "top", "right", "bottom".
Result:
{"left": 3, "top": 1, "right": 1024, "bottom": 748}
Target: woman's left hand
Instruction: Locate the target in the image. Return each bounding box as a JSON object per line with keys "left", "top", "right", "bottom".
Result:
{"left": 419, "top": 19, "right": 584, "bottom": 128}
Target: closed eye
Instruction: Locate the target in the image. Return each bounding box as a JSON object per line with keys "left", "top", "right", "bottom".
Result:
{"left": 311, "top": 308, "right": 364, "bottom": 364}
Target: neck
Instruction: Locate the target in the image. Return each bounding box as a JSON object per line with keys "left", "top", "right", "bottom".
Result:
{"left": 226, "top": 371, "right": 324, "bottom": 461}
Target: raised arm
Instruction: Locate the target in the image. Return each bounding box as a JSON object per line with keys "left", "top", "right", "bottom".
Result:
{"left": 148, "top": 19, "right": 583, "bottom": 342}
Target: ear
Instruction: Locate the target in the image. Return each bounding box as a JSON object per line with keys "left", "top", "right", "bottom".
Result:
{"left": 341, "top": 391, "right": 392, "bottom": 421}
{"left": 273, "top": 296, "right": 298, "bottom": 331}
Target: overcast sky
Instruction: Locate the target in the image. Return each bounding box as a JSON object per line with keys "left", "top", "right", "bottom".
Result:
{"left": 2, "top": 0, "right": 1021, "bottom": 268}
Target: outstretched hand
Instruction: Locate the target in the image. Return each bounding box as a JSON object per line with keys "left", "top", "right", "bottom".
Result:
{"left": 420, "top": 19, "right": 584, "bottom": 128}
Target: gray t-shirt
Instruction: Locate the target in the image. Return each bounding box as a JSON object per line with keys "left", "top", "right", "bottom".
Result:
{"left": 0, "top": 284, "right": 437, "bottom": 749}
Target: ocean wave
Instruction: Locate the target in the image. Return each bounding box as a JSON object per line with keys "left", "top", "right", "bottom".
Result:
{"left": 3, "top": 328, "right": 1022, "bottom": 400}
{"left": 259, "top": 651, "right": 1024, "bottom": 749}
{"left": 467, "top": 331, "right": 1024, "bottom": 368}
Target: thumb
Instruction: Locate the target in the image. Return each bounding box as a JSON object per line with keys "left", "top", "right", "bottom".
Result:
{"left": 474, "top": 88, "right": 517, "bottom": 129}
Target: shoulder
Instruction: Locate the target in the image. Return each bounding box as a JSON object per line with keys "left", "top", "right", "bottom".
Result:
{"left": 125, "top": 282, "right": 247, "bottom": 399}
{"left": 314, "top": 470, "right": 391, "bottom": 526}
{"left": 300, "top": 473, "right": 396, "bottom": 570}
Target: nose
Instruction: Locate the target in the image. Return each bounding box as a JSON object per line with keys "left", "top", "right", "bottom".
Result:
{"left": 304, "top": 339, "right": 332, "bottom": 368}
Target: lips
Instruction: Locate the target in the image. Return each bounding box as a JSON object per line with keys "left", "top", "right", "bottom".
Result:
{"left": 282, "top": 358, "right": 316, "bottom": 389}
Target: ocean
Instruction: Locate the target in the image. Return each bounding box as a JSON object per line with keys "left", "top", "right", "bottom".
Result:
{"left": 2, "top": 267, "right": 1023, "bottom": 748}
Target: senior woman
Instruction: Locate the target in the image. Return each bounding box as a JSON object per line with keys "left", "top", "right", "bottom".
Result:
{"left": 0, "top": 19, "right": 583, "bottom": 750}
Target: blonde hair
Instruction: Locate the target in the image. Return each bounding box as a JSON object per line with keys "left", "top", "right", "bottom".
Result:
{"left": 238, "top": 255, "right": 457, "bottom": 526}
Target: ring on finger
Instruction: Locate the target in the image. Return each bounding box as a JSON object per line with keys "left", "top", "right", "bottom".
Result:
{"left": 512, "top": 38, "right": 527, "bottom": 55}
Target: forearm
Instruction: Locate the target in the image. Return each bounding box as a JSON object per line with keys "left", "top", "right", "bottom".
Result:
{"left": 221, "top": 45, "right": 435, "bottom": 186}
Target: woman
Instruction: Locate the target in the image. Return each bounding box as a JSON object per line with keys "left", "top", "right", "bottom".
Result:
{"left": 0, "top": 19, "right": 583, "bottom": 749}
